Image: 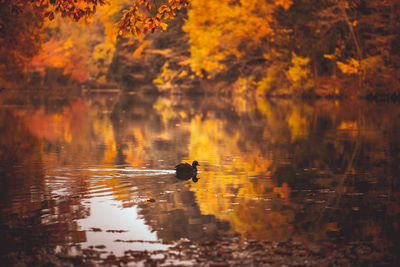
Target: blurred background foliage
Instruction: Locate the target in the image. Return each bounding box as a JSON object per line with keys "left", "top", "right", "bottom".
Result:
{"left": 1, "top": 0, "right": 400, "bottom": 97}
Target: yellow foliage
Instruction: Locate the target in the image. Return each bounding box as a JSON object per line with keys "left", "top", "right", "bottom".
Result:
{"left": 336, "top": 58, "right": 360, "bottom": 74}
{"left": 234, "top": 77, "right": 254, "bottom": 95}
{"left": 63, "top": 39, "right": 73, "bottom": 50}
{"left": 153, "top": 62, "right": 176, "bottom": 88}
{"left": 323, "top": 54, "right": 335, "bottom": 60}
{"left": 132, "top": 41, "right": 149, "bottom": 58}
{"left": 287, "top": 53, "right": 310, "bottom": 82}
{"left": 178, "top": 70, "right": 188, "bottom": 78}
{"left": 337, "top": 56, "right": 385, "bottom": 76}
{"left": 338, "top": 121, "right": 358, "bottom": 131}
{"left": 287, "top": 52, "right": 314, "bottom": 92}
{"left": 275, "top": 0, "right": 293, "bottom": 10}
{"left": 183, "top": 0, "right": 293, "bottom": 74}
{"left": 93, "top": 42, "right": 115, "bottom": 63}
{"left": 361, "top": 55, "right": 385, "bottom": 74}
{"left": 117, "top": 0, "right": 189, "bottom": 36}
{"left": 257, "top": 64, "right": 285, "bottom": 95}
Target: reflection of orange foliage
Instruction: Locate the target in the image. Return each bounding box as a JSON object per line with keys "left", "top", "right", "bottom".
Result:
{"left": 273, "top": 182, "right": 291, "bottom": 199}
{"left": 232, "top": 196, "right": 295, "bottom": 240}
{"left": 19, "top": 99, "right": 89, "bottom": 142}
{"left": 122, "top": 128, "right": 148, "bottom": 168}
{"left": 15, "top": 98, "right": 116, "bottom": 165}
{"left": 337, "top": 120, "right": 359, "bottom": 137}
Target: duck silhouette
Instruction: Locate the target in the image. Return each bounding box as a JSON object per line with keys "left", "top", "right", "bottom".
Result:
{"left": 175, "top": 161, "right": 199, "bottom": 181}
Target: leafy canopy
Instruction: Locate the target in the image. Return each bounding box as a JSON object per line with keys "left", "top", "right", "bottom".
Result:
{"left": 4, "top": 0, "right": 189, "bottom": 35}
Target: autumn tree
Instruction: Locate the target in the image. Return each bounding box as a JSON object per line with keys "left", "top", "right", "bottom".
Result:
{"left": 0, "top": 1, "right": 44, "bottom": 75}
{"left": 181, "top": 0, "right": 400, "bottom": 96}
{"left": 279, "top": 0, "right": 400, "bottom": 93}
{"left": 2, "top": 0, "right": 400, "bottom": 95}
{"left": 0, "top": 0, "right": 189, "bottom": 80}
{"left": 182, "top": 0, "right": 293, "bottom": 76}
{"left": 3, "top": 0, "right": 189, "bottom": 33}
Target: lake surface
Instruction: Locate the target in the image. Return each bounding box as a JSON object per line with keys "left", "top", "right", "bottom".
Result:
{"left": 1, "top": 90, "right": 400, "bottom": 265}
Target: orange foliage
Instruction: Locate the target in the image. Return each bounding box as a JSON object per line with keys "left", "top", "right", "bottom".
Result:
{"left": 9, "top": 0, "right": 188, "bottom": 35}
{"left": 30, "top": 0, "right": 105, "bottom": 22}
{"left": 30, "top": 39, "right": 90, "bottom": 82}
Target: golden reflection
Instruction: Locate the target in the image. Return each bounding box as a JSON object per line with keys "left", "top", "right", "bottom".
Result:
{"left": 3, "top": 93, "right": 399, "bottom": 247}
{"left": 0, "top": 106, "right": 91, "bottom": 249}
{"left": 287, "top": 104, "right": 313, "bottom": 141}
{"left": 121, "top": 128, "right": 148, "bottom": 168}
{"left": 186, "top": 113, "right": 301, "bottom": 240}
{"left": 16, "top": 98, "right": 117, "bottom": 166}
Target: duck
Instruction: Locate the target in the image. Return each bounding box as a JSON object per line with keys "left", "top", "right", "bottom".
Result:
{"left": 175, "top": 160, "right": 199, "bottom": 180}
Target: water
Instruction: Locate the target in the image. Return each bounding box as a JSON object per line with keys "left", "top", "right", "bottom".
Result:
{"left": 1, "top": 90, "right": 400, "bottom": 264}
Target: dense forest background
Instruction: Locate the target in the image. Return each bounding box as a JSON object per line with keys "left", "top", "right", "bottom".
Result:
{"left": 1, "top": 0, "right": 399, "bottom": 98}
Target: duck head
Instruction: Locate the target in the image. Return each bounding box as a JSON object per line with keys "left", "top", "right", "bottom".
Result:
{"left": 192, "top": 161, "right": 199, "bottom": 167}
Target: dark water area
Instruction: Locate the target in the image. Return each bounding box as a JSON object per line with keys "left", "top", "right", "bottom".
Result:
{"left": 1, "top": 90, "right": 400, "bottom": 265}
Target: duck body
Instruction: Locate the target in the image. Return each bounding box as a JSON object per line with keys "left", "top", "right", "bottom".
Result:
{"left": 175, "top": 161, "right": 199, "bottom": 180}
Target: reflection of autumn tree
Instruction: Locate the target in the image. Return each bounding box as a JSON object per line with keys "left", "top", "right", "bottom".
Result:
{"left": 21, "top": 98, "right": 116, "bottom": 166}
{"left": 110, "top": 94, "right": 193, "bottom": 168}
{"left": 0, "top": 109, "right": 43, "bottom": 206}
{"left": 4, "top": 90, "right": 400, "bottom": 249}
{"left": 137, "top": 179, "right": 230, "bottom": 242}
{"left": 149, "top": 95, "right": 296, "bottom": 240}
{"left": 151, "top": 94, "right": 400, "bottom": 247}
{"left": 186, "top": 108, "right": 299, "bottom": 240}
{"left": 266, "top": 100, "right": 400, "bottom": 249}
{"left": 0, "top": 108, "right": 89, "bottom": 260}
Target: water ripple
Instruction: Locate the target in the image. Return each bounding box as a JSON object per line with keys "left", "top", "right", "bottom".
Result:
{"left": 44, "top": 166, "right": 175, "bottom": 199}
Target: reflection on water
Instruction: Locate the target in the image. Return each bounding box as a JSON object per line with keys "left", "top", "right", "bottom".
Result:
{"left": 1, "top": 91, "right": 400, "bottom": 263}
